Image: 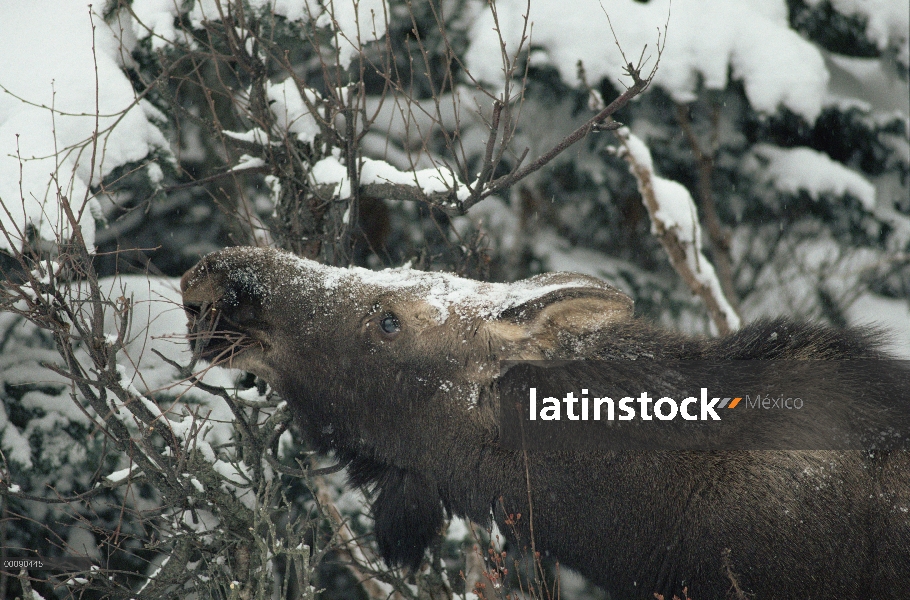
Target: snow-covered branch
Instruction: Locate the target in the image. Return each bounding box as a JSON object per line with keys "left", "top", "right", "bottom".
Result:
{"left": 614, "top": 128, "right": 741, "bottom": 334}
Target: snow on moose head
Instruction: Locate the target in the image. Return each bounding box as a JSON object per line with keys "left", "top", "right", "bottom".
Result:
{"left": 180, "top": 245, "right": 633, "bottom": 445}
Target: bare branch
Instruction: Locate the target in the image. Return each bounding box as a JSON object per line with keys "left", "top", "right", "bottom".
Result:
{"left": 675, "top": 102, "right": 741, "bottom": 317}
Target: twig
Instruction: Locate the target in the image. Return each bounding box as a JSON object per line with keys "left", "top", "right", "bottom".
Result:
{"left": 466, "top": 99, "right": 504, "bottom": 203}
{"left": 263, "top": 452, "right": 348, "bottom": 478}
{"left": 473, "top": 68, "right": 647, "bottom": 208}
{"left": 615, "top": 129, "right": 739, "bottom": 334}
{"left": 311, "top": 476, "right": 406, "bottom": 600}
{"left": 161, "top": 164, "right": 270, "bottom": 192}
{"left": 675, "top": 102, "right": 740, "bottom": 316}
{"left": 467, "top": 9, "right": 669, "bottom": 211}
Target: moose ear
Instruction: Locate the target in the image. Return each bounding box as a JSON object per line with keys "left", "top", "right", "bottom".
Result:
{"left": 484, "top": 274, "right": 633, "bottom": 359}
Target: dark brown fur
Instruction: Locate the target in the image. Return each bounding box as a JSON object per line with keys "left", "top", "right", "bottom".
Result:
{"left": 182, "top": 247, "right": 910, "bottom": 599}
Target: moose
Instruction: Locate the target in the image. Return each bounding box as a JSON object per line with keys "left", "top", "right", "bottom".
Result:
{"left": 181, "top": 246, "right": 910, "bottom": 599}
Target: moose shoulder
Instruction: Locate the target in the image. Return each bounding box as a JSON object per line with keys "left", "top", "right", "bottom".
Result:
{"left": 181, "top": 246, "right": 910, "bottom": 599}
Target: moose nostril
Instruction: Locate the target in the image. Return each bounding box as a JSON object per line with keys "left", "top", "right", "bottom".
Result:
{"left": 183, "top": 301, "right": 203, "bottom": 319}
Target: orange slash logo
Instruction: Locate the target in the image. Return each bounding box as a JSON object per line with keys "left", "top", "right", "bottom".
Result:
{"left": 717, "top": 397, "right": 742, "bottom": 409}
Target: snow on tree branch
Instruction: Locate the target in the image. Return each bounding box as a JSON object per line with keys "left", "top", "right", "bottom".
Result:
{"left": 752, "top": 144, "right": 876, "bottom": 210}
{"left": 614, "top": 128, "right": 741, "bottom": 334}
{"left": 467, "top": 0, "right": 830, "bottom": 122}
{"left": 311, "top": 154, "right": 471, "bottom": 208}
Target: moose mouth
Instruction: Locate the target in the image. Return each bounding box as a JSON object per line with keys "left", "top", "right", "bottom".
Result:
{"left": 183, "top": 300, "right": 235, "bottom": 364}
{"left": 182, "top": 300, "right": 258, "bottom": 367}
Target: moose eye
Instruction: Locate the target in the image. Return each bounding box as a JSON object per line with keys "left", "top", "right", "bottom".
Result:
{"left": 379, "top": 314, "right": 401, "bottom": 336}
